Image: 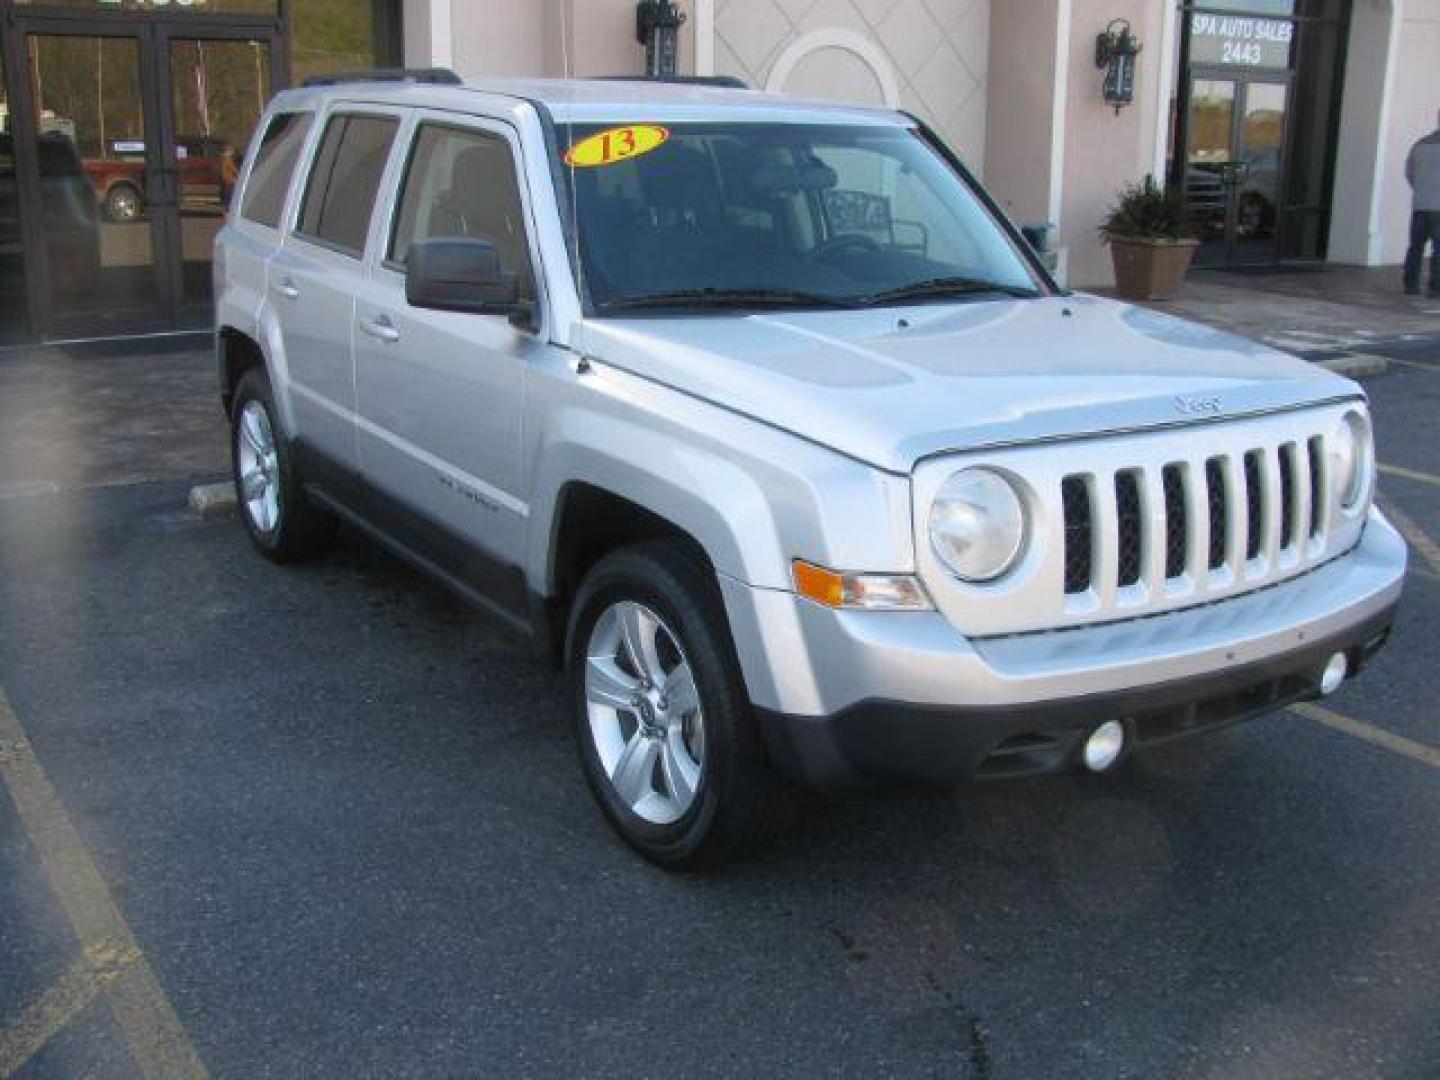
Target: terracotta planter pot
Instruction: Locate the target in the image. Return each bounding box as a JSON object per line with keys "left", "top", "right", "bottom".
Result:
{"left": 1106, "top": 236, "right": 1199, "bottom": 301}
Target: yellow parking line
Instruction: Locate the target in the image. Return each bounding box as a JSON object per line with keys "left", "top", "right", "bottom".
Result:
{"left": 0, "top": 689, "right": 208, "bottom": 1079}
{"left": 1294, "top": 703, "right": 1440, "bottom": 770}
{"left": 1380, "top": 462, "right": 1440, "bottom": 488}
{"left": 1381, "top": 497, "right": 1440, "bottom": 578}
{"left": 0, "top": 941, "right": 139, "bottom": 1076}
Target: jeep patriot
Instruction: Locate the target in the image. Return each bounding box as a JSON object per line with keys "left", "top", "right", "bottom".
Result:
{"left": 214, "top": 71, "right": 1406, "bottom": 867}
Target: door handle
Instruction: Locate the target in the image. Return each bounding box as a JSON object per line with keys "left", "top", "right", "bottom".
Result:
{"left": 272, "top": 278, "right": 299, "bottom": 300}
{"left": 360, "top": 315, "right": 401, "bottom": 344}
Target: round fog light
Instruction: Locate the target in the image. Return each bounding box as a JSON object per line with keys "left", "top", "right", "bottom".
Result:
{"left": 1319, "top": 652, "right": 1349, "bottom": 696}
{"left": 1083, "top": 720, "right": 1127, "bottom": 772}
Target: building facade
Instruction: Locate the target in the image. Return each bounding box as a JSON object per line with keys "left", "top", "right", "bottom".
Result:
{"left": 0, "top": 0, "right": 1435, "bottom": 344}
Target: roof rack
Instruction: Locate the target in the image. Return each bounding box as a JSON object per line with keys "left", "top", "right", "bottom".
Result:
{"left": 592, "top": 74, "right": 749, "bottom": 90}
{"left": 301, "top": 68, "right": 462, "bottom": 89}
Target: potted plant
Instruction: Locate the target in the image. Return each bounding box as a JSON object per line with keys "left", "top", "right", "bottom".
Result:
{"left": 1100, "top": 176, "right": 1199, "bottom": 301}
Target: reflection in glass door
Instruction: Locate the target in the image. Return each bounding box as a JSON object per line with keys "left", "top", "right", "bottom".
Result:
{"left": 1232, "top": 80, "right": 1287, "bottom": 263}
{"left": 1185, "top": 78, "right": 1236, "bottom": 260}
{"left": 168, "top": 36, "right": 271, "bottom": 317}
{"left": 0, "top": 42, "right": 28, "bottom": 342}
{"left": 26, "top": 33, "right": 164, "bottom": 335}
{"left": 1184, "top": 75, "right": 1290, "bottom": 266}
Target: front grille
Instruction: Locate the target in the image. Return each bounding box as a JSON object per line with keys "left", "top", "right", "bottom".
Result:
{"left": 1205, "top": 458, "right": 1228, "bottom": 570}
{"left": 1163, "top": 464, "right": 1187, "bottom": 580}
{"left": 916, "top": 401, "right": 1367, "bottom": 638}
{"left": 1061, "top": 477, "right": 1092, "bottom": 593}
{"left": 1115, "top": 471, "right": 1143, "bottom": 588}
{"left": 1061, "top": 433, "right": 1325, "bottom": 600}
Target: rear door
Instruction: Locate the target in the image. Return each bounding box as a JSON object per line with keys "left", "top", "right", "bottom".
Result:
{"left": 351, "top": 111, "right": 547, "bottom": 592}
{"left": 270, "top": 106, "right": 402, "bottom": 475}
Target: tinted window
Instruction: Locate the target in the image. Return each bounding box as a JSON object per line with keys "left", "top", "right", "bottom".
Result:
{"left": 241, "top": 111, "right": 312, "bottom": 228}
{"left": 390, "top": 124, "right": 534, "bottom": 295}
{"left": 298, "top": 114, "right": 397, "bottom": 254}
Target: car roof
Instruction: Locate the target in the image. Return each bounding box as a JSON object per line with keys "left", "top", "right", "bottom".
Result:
{"left": 270, "top": 76, "right": 909, "bottom": 129}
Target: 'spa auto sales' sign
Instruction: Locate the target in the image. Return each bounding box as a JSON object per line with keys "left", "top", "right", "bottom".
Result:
{"left": 1190, "top": 14, "right": 1293, "bottom": 68}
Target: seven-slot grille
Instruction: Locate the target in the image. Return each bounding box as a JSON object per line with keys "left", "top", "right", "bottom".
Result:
{"left": 1061, "top": 435, "right": 1328, "bottom": 600}
{"left": 913, "top": 402, "right": 1368, "bottom": 638}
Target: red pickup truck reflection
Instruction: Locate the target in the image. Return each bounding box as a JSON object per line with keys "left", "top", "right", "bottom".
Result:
{"left": 82, "top": 137, "right": 238, "bottom": 222}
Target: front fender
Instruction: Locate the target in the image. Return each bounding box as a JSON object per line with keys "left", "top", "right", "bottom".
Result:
{"left": 524, "top": 357, "right": 915, "bottom": 596}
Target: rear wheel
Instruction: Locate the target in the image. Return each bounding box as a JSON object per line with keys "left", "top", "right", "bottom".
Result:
{"left": 568, "top": 543, "right": 796, "bottom": 868}
{"left": 230, "top": 368, "right": 336, "bottom": 562}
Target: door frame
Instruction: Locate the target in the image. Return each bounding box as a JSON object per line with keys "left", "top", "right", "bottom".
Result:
{"left": 1, "top": 6, "right": 284, "bottom": 339}
{"left": 1184, "top": 65, "right": 1295, "bottom": 267}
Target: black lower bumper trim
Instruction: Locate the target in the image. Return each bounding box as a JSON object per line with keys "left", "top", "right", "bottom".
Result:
{"left": 757, "top": 604, "right": 1396, "bottom": 786}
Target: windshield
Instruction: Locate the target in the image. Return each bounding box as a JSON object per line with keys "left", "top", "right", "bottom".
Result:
{"left": 557, "top": 121, "right": 1045, "bottom": 313}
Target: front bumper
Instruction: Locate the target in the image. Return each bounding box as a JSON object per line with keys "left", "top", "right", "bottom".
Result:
{"left": 719, "top": 508, "right": 1406, "bottom": 784}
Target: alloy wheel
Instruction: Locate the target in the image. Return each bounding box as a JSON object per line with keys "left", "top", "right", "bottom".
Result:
{"left": 584, "top": 600, "right": 705, "bottom": 825}
{"left": 236, "top": 400, "right": 282, "bottom": 535}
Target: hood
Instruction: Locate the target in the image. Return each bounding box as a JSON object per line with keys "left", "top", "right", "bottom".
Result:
{"left": 574, "top": 293, "right": 1358, "bottom": 474}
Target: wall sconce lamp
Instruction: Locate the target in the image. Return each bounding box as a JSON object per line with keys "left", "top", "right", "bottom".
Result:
{"left": 636, "top": 1, "right": 687, "bottom": 78}
{"left": 1095, "top": 19, "right": 1142, "bottom": 115}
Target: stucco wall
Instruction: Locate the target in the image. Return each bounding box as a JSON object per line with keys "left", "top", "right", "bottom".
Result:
{"left": 1057, "top": 0, "right": 1173, "bottom": 288}
{"left": 983, "top": 0, "right": 1064, "bottom": 225}
{"left": 709, "top": 0, "right": 991, "bottom": 171}
{"left": 1379, "top": 0, "right": 1440, "bottom": 263}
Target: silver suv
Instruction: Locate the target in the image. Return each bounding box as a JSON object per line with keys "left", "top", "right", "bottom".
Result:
{"left": 214, "top": 72, "right": 1406, "bottom": 867}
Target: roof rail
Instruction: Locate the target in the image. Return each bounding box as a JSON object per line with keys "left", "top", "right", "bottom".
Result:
{"left": 592, "top": 74, "right": 749, "bottom": 90}
{"left": 301, "top": 67, "right": 462, "bottom": 89}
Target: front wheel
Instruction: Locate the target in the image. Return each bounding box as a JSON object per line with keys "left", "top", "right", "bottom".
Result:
{"left": 568, "top": 543, "right": 797, "bottom": 868}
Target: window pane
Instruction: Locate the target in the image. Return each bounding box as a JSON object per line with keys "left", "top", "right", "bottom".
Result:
{"left": 299, "top": 114, "right": 396, "bottom": 254}
{"left": 12, "top": 1, "right": 278, "bottom": 11}
{"left": 243, "top": 112, "right": 312, "bottom": 227}
{"left": 292, "top": 0, "right": 395, "bottom": 84}
{"left": 390, "top": 125, "right": 533, "bottom": 295}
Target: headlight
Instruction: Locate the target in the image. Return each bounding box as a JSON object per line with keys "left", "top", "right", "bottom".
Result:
{"left": 928, "top": 468, "right": 1027, "bottom": 582}
{"left": 1329, "top": 410, "right": 1373, "bottom": 512}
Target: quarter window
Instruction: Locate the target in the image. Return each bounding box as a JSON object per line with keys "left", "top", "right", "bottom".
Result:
{"left": 298, "top": 113, "right": 398, "bottom": 255}
{"left": 390, "top": 123, "right": 534, "bottom": 297}
{"left": 241, "top": 111, "right": 313, "bottom": 228}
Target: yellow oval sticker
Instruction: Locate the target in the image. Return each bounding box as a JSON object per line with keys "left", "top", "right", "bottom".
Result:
{"left": 564, "top": 124, "right": 670, "bottom": 168}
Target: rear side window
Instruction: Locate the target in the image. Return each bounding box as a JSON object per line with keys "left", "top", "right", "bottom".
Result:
{"left": 241, "top": 112, "right": 312, "bottom": 228}
{"left": 388, "top": 123, "right": 534, "bottom": 297}
{"left": 297, "top": 113, "right": 398, "bottom": 255}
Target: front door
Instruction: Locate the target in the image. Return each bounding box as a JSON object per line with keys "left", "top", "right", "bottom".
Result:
{"left": 1185, "top": 73, "right": 1291, "bottom": 266}
{"left": 10, "top": 18, "right": 279, "bottom": 339}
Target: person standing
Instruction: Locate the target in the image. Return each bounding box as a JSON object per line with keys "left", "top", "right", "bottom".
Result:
{"left": 1404, "top": 109, "right": 1440, "bottom": 297}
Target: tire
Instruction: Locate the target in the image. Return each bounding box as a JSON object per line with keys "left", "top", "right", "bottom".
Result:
{"left": 104, "top": 183, "right": 143, "bottom": 223}
{"left": 567, "top": 542, "right": 797, "bottom": 869}
{"left": 230, "top": 368, "right": 336, "bottom": 563}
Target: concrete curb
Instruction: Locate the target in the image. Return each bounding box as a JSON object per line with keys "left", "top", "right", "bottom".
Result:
{"left": 188, "top": 482, "right": 236, "bottom": 519}
{"left": 1316, "top": 353, "right": 1389, "bottom": 379}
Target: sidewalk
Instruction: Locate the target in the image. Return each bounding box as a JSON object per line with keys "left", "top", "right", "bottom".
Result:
{"left": 1106, "top": 264, "right": 1440, "bottom": 358}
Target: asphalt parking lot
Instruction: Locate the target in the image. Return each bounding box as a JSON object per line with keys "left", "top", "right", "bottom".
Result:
{"left": 1, "top": 338, "right": 1438, "bottom": 1078}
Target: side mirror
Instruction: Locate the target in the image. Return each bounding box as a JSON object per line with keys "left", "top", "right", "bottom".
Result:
{"left": 405, "top": 237, "right": 535, "bottom": 328}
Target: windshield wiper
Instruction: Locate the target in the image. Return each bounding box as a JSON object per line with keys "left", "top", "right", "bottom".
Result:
{"left": 853, "top": 276, "right": 1040, "bottom": 306}
{"left": 598, "top": 287, "right": 855, "bottom": 312}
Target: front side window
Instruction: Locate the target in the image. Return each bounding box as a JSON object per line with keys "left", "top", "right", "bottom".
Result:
{"left": 389, "top": 123, "right": 535, "bottom": 297}
{"left": 241, "top": 111, "right": 312, "bottom": 228}
{"left": 298, "top": 113, "right": 397, "bottom": 255}
{"left": 558, "top": 121, "right": 1043, "bottom": 312}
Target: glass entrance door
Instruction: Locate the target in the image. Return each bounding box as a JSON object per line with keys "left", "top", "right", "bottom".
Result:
{"left": 1185, "top": 74, "right": 1291, "bottom": 266}
{"left": 12, "top": 21, "right": 278, "bottom": 338}
{"left": 166, "top": 34, "right": 272, "bottom": 323}
{"left": 25, "top": 31, "right": 164, "bottom": 336}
